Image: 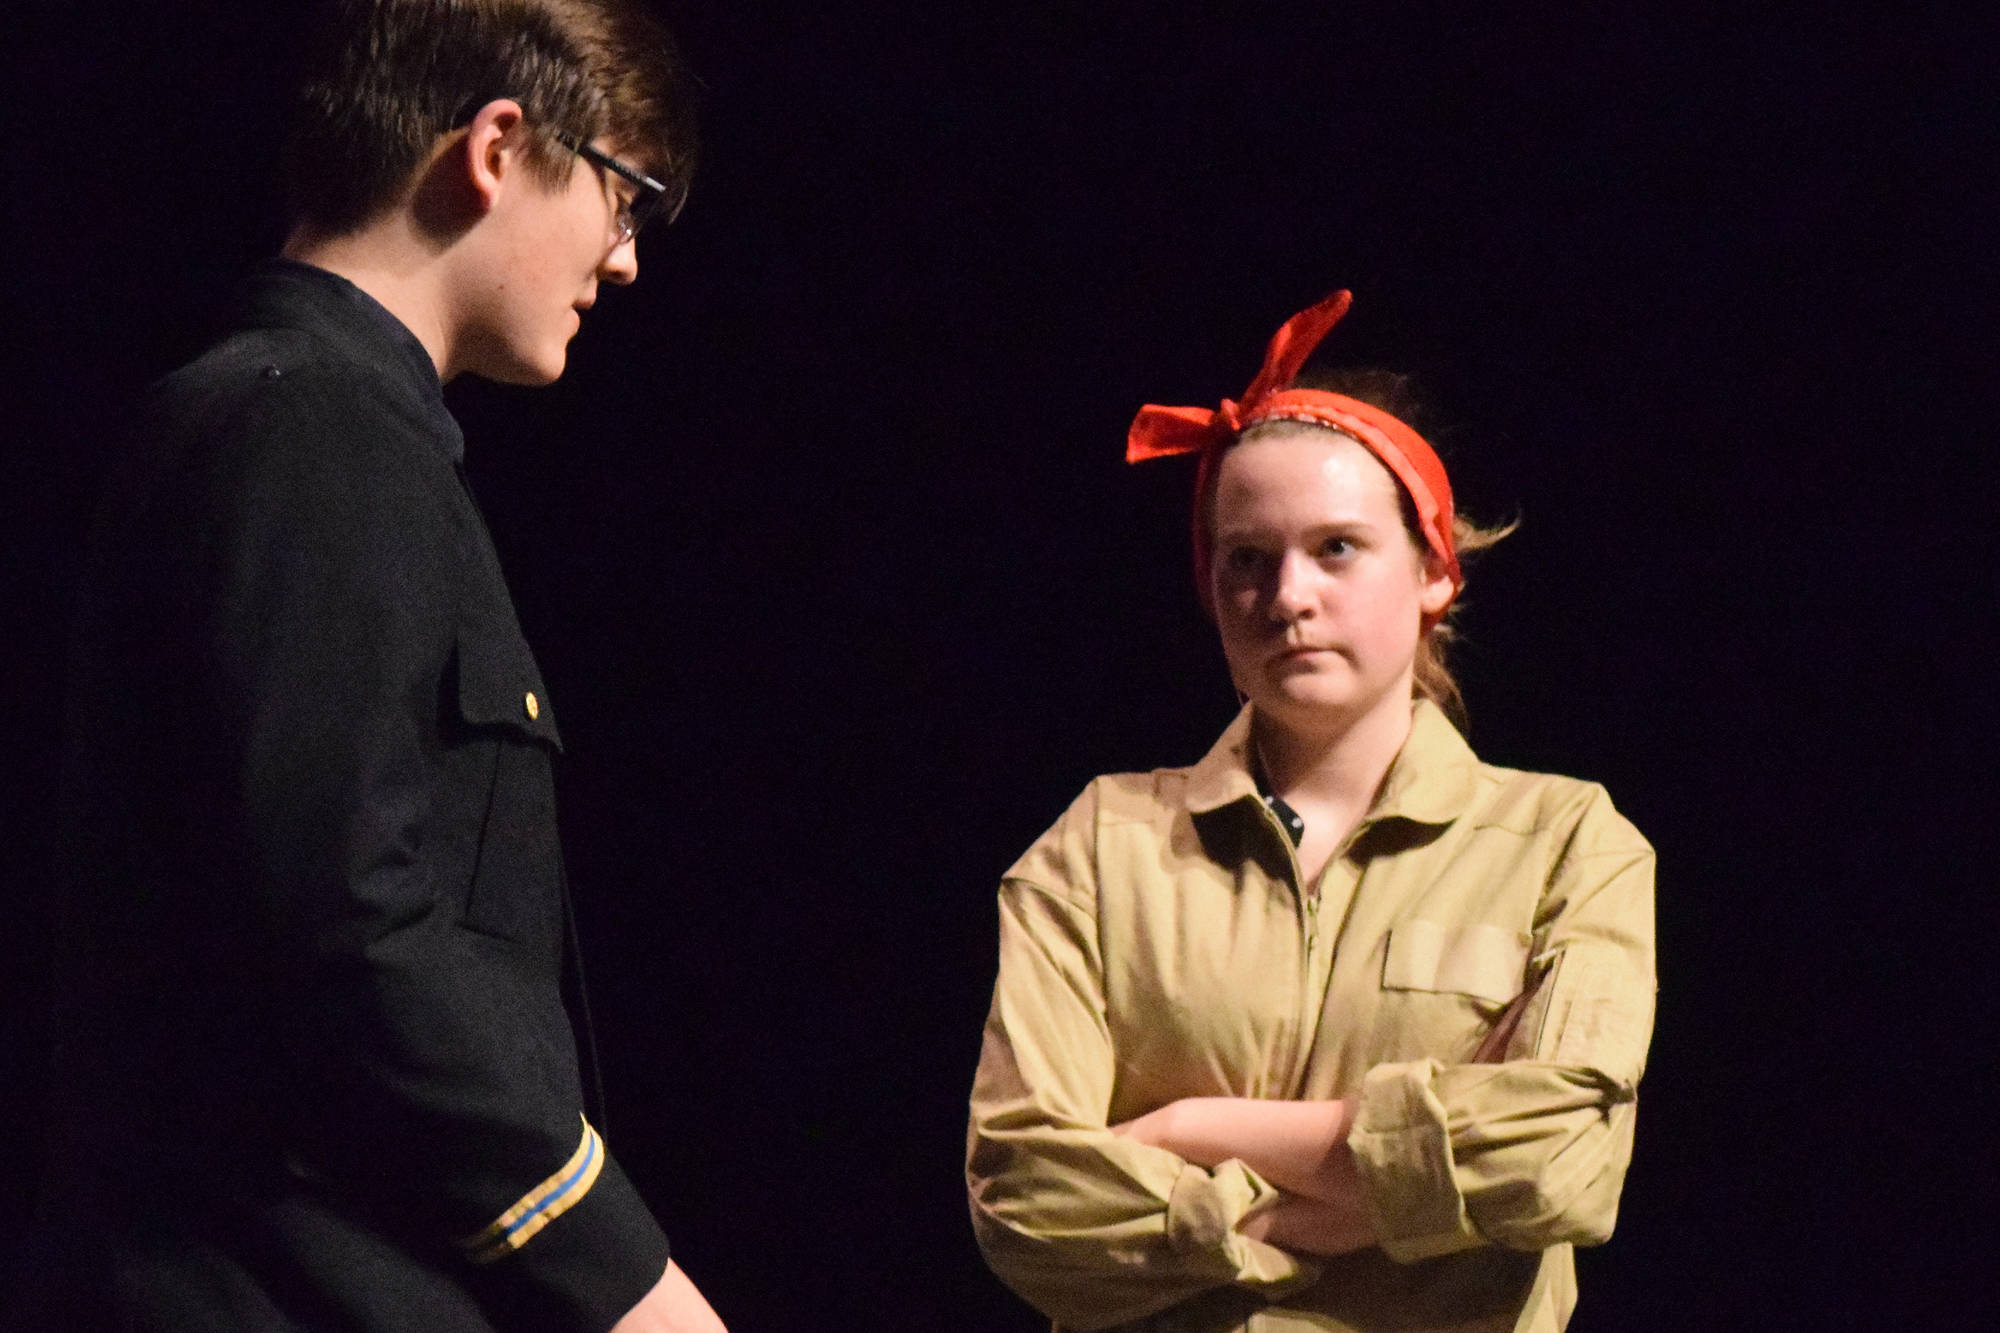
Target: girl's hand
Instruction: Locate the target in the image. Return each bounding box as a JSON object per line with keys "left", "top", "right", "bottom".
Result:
{"left": 1471, "top": 970, "right": 1547, "bottom": 1063}
{"left": 1109, "top": 1103, "right": 1175, "bottom": 1148}
{"left": 1241, "top": 1192, "right": 1378, "bottom": 1257}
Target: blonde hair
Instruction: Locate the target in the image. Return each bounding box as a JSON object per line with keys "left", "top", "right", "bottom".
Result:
{"left": 1411, "top": 511, "right": 1515, "bottom": 730}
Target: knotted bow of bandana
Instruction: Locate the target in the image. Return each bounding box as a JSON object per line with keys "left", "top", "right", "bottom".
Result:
{"left": 1126, "top": 290, "right": 1463, "bottom": 595}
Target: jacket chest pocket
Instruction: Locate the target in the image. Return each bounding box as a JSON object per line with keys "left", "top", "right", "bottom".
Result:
{"left": 448, "top": 623, "right": 565, "bottom": 947}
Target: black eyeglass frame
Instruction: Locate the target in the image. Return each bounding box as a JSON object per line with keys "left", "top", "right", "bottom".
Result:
{"left": 554, "top": 132, "right": 683, "bottom": 242}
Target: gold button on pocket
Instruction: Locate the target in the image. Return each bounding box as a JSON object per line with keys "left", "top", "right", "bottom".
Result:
{"left": 525, "top": 691, "right": 540, "bottom": 720}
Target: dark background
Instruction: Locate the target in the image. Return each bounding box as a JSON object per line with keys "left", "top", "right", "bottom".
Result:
{"left": 4, "top": 2, "right": 1992, "bottom": 1328}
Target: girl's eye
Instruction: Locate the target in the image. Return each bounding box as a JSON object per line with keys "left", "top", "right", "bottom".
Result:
{"left": 1223, "top": 546, "right": 1270, "bottom": 576}
{"left": 1319, "top": 536, "right": 1356, "bottom": 561}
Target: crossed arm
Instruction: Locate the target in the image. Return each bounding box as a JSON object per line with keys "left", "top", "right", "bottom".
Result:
{"left": 1113, "top": 1096, "right": 1373, "bottom": 1257}
{"left": 1110, "top": 982, "right": 1532, "bottom": 1258}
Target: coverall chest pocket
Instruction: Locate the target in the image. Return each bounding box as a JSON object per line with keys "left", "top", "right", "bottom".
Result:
{"left": 449, "top": 624, "right": 565, "bottom": 946}
{"left": 1378, "top": 920, "right": 1533, "bottom": 1059}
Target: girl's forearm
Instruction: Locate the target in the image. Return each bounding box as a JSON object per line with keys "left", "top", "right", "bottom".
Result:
{"left": 1117, "top": 1096, "right": 1359, "bottom": 1203}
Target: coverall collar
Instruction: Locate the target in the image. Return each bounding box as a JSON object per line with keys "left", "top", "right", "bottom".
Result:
{"left": 1184, "top": 699, "right": 1478, "bottom": 830}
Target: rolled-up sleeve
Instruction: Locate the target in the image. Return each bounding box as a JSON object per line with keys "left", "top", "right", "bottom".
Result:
{"left": 968, "top": 823, "right": 1318, "bottom": 1330}
{"left": 1349, "top": 792, "right": 1656, "bottom": 1262}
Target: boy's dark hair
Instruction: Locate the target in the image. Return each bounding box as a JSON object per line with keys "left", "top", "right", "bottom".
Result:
{"left": 283, "top": 0, "right": 698, "bottom": 236}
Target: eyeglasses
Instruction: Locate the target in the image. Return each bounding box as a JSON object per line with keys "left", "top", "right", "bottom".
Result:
{"left": 554, "top": 132, "right": 684, "bottom": 244}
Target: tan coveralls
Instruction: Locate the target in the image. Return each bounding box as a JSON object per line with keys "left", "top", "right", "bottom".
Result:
{"left": 968, "top": 702, "right": 1656, "bottom": 1332}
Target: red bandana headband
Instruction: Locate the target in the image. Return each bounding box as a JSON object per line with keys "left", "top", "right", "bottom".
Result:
{"left": 1125, "top": 290, "right": 1463, "bottom": 603}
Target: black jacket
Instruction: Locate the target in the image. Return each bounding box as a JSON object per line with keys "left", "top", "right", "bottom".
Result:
{"left": 28, "top": 262, "right": 668, "bottom": 1331}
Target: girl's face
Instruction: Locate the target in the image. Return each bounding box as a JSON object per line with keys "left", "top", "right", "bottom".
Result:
{"left": 1208, "top": 425, "right": 1455, "bottom": 739}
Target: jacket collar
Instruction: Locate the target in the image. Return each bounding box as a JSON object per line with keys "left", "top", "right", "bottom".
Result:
{"left": 240, "top": 259, "right": 465, "bottom": 465}
{"left": 1185, "top": 699, "right": 1478, "bottom": 829}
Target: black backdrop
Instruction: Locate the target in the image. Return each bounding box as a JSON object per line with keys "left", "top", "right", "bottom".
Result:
{"left": 4, "top": 3, "right": 1992, "bottom": 1328}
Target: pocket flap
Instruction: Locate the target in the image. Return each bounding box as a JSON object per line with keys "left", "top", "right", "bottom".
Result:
{"left": 1383, "top": 920, "right": 1530, "bottom": 1004}
{"left": 452, "top": 624, "right": 562, "bottom": 751}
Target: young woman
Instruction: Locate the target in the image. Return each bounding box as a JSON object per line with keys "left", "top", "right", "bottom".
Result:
{"left": 966, "top": 292, "right": 1654, "bottom": 1333}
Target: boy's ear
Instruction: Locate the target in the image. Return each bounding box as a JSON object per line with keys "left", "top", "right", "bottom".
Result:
{"left": 460, "top": 98, "right": 528, "bottom": 215}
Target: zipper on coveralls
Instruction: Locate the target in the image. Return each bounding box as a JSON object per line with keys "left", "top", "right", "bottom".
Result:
{"left": 1254, "top": 796, "right": 1374, "bottom": 1099}
{"left": 1252, "top": 798, "right": 1328, "bottom": 1097}
{"left": 1253, "top": 800, "right": 1317, "bottom": 959}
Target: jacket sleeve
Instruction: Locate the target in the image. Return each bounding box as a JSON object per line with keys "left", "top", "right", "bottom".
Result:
{"left": 1347, "top": 789, "right": 1656, "bottom": 1263}
{"left": 195, "top": 370, "right": 666, "bottom": 1330}
{"left": 966, "top": 787, "right": 1318, "bottom": 1331}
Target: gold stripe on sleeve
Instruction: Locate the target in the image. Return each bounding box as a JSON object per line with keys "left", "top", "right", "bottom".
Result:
{"left": 459, "top": 1117, "right": 606, "bottom": 1264}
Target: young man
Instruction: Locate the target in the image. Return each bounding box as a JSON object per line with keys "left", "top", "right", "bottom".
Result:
{"left": 29, "top": 3, "right": 724, "bottom": 1329}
